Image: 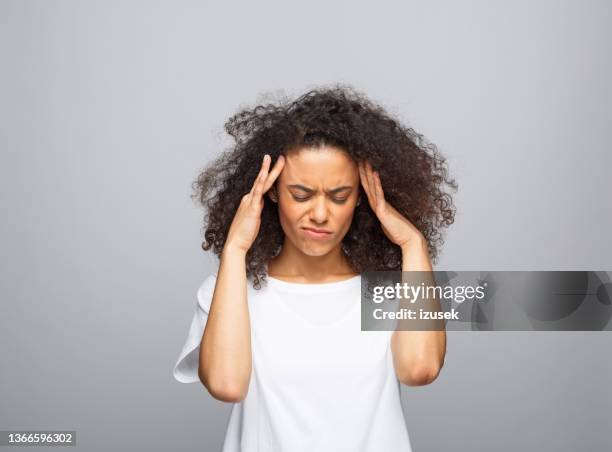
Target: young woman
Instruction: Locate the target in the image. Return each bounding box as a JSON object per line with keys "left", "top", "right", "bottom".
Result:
{"left": 173, "top": 85, "right": 457, "bottom": 451}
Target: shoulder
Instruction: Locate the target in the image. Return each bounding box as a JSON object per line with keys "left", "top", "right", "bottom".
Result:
{"left": 196, "top": 272, "right": 268, "bottom": 311}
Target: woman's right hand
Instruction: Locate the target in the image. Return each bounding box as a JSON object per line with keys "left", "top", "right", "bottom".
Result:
{"left": 224, "top": 154, "right": 285, "bottom": 254}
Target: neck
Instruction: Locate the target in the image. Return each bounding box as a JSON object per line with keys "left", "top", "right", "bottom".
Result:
{"left": 267, "top": 238, "right": 356, "bottom": 281}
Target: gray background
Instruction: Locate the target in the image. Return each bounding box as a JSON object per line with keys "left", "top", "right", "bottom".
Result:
{"left": 1, "top": 0, "right": 610, "bottom": 451}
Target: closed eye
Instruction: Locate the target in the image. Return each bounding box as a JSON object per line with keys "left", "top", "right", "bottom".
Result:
{"left": 292, "top": 195, "right": 348, "bottom": 204}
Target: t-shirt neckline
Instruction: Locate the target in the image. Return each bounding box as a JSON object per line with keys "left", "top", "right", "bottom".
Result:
{"left": 264, "top": 265, "right": 361, "bottom": 293}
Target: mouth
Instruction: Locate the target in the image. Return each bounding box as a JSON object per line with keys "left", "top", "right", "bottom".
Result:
{"left": 301, "top": 227, "right": 332, "bottom": 239}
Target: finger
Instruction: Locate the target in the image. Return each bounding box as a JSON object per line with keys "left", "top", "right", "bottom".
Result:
{"left": 357, "top": 161, "right": 367, "bottom": 195}
{"left": 363, "top": 162, "right": 373, "bottom": 192}
{"left": 358, "top": 161, "right": 374, "bottom": 205}
{"left": 364, "top": 161, "right": 377, "bottom": 208}
{"left": 252, "top": 155, "right": 271, "bottom": 200}
{"left": 262, "top": 154, "right": 285, "bottom": 193}
{"left": 373, "top": 170, "right": 385, "bottom": 206}
{"left": 248, "top": 160, "right": 265, "bottom": 196}
{"left": 249, "top": 154, "right": 271, "bottom": 196}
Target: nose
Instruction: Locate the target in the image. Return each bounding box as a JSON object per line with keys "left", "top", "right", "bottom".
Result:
{"left": 308, "top": 195, "right": 330, "bottom": 224}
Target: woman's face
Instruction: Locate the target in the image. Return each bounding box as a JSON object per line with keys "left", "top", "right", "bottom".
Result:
{"left": 271, "top": 146, "right": 360, "bottom": 257}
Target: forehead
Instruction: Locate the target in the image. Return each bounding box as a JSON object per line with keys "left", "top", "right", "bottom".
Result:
{"left": 280, "top": 147, "right": 358, "bottom": 187}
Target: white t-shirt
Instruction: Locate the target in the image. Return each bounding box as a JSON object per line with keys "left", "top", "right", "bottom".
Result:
{"left": 173, "top": 271, "right": 413, "bottom": 452}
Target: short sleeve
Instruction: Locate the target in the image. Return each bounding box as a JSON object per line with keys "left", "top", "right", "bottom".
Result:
{"left": 172, "top": 273, "right": 217, "bottom": 383}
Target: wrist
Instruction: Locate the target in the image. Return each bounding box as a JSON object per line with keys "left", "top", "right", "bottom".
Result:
{"left": 222, "top": 242, "right": 248, "bottom": 259}
{"left": 400, "top": 234, "right": 427, "bottom": 254}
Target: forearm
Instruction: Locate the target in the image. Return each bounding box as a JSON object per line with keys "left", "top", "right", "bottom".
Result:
{"left": 390, "top": 237, "right": 447, "bottom": 386}
{"left": 199, "top": 245, "right": 252, "bottom": 402}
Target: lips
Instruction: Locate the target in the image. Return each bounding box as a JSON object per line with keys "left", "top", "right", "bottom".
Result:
{"left": 302, "top": 227, "right": 332, "bottom": 239}
{"left": 303, "top": 227, "right": 331, "bottom": 234}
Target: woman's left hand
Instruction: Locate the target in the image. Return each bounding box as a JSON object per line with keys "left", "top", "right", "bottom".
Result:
{"left": 358, "top": 160, "right": 425, "bottom": 249}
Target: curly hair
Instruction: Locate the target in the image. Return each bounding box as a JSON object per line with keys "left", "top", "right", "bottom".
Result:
{"left": 192, "top": 83, "right": 457, "bottom": 289}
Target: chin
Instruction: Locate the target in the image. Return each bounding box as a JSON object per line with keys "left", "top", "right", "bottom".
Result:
{"left": 302, "top": 248, "right": 330, "bottom": 257}
{"left": 298, "top": 241, "right": 335, "bottom": 256}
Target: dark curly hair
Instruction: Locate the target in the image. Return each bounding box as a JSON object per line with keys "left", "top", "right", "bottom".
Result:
{"left": 192, "top": 83, "right": 457, "bottom": 289}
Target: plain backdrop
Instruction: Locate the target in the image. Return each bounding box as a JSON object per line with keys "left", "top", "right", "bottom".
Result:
{"left": 1, "top": 1, "right": 611, "bottom": 451}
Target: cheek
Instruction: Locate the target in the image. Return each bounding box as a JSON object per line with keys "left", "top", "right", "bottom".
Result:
{"left": 276, "top": 202, "right": 303, "bottom": 233}
{"left": 278, "top": 200, "right": 299, "bottom": 219}
{"left": 337, "top": 204, "right": 356, "bottom": 222}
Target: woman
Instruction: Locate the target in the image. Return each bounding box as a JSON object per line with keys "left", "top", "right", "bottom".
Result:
{"left": 173, "top": 84, "right": 457, "bottom": 451}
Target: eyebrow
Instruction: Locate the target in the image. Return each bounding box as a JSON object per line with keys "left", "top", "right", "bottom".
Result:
{"left": 288, "top": 184, "right": 353, "bottom": 194}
